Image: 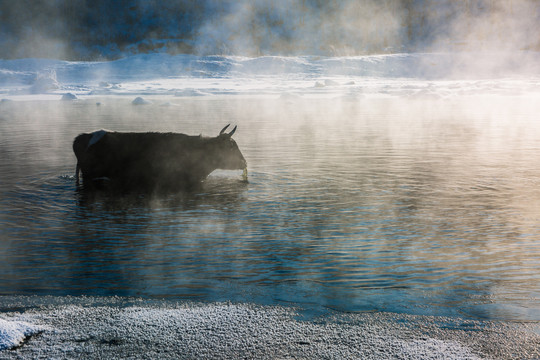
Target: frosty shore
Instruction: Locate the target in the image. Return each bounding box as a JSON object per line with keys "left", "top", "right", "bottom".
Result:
{"left": 1, "top": 296, "right": 539, "bottom": 359}
{"left": 2, "top": 52, "right": 540, "bottom": 101}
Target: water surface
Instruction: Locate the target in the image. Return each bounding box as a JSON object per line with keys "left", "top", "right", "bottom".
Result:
{"left": 1, "top": 96, "right": 540, "bottom": 321}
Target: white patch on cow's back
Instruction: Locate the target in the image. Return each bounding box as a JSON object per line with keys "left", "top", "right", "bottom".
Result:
{"left": 87, "top": 129, "right": 110, "bottom": 149}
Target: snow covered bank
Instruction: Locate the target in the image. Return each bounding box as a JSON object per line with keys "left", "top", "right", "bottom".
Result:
{"left": 1, "top": 53, "right": 540, "bottom": 100}
{"left": 0, "top": 296, "right": 539, "bottom": 359}
{"left": 0, "top": 318, "right": 44, "bottom": 351}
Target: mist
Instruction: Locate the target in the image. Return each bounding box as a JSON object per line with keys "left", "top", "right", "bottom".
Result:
{"left": 1, "top": 0, "right": 539, "bottom": 60}
{"left": 3, "top": 1, "right": 540, "bottom": 357}
{"left": 421, "top": 0, "right": 540, "bottom": 77}
{"left": 195, "top": 0, "right": 406, "bottom": 56}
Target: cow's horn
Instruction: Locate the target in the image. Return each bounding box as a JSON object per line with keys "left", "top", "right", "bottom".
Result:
{"left": 228, "top": 125, "right": 237, "bottom": 137}
{"left": 219, "top": 124, "right": 230, "bottom": 135}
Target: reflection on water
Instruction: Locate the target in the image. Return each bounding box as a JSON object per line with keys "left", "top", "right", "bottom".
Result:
{"left": 1, "top": 97, "right": 540, "bottom": 321}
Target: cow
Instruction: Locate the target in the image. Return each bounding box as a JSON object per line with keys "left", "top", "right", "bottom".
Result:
{"left": 73, "top": 124, "right": 247, "bottom": 193}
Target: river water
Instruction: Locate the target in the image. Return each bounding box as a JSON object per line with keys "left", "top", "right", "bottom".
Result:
{"left": 1, "top": 96, "right": 539, "bottom": 322}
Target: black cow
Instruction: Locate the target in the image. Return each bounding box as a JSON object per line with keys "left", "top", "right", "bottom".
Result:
{"left": 73, "top": 125, "right": 247, "bottom": 192}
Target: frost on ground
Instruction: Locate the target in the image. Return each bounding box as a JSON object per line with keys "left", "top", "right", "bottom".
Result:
{"left": 0, "top": 318, "right": 44, "bottom": 351}
{"left": 0, "top": 296, "right": 539, "bottom": 359}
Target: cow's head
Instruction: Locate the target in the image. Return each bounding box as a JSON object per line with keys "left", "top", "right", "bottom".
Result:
{"left": 213, "top": 124, "right": 247, "bottom": 170}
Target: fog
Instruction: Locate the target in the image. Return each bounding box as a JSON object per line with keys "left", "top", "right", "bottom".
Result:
{"left": 195, "top": 0, "right": 405, "bottom": 56}
{"left": 422, "top": 0, "right": 540, "bottom": 77}
{"left": 2, "top": 2, "right": 540, "bottom": 355}
{"left": 1, "top": 0, "right": 539, "bottom": 60}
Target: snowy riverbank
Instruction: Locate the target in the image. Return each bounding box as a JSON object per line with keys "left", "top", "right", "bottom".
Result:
{"left": 2, "top": 52, "right": 540, "bottom": 101}
{"left": 1, "top": 296, "right": 539, "bottom": 359}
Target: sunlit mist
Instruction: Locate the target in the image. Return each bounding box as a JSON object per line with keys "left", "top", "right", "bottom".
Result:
{"left": 1, "top": 1, "right": 540, "bottom": 357}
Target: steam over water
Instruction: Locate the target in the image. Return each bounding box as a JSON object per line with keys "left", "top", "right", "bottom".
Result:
{"left": 1, "top": 96, "right": 540, "bottom": 322}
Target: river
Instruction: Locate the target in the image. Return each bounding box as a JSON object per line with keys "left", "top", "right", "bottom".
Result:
{"left": 1, "top": 95, "right": 539, "bottom": 322}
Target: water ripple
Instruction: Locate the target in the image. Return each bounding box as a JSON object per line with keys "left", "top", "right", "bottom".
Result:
{"left": 1, "top": 98, "right": 540, "bottom": 321}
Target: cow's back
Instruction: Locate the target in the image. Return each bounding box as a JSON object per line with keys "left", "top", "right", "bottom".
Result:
{"left": 74, "top": 131, "right": 209, "bottom": 191}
